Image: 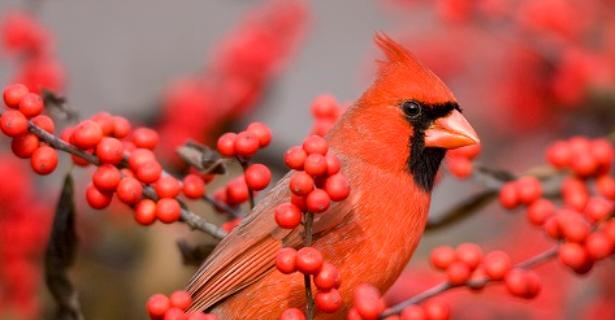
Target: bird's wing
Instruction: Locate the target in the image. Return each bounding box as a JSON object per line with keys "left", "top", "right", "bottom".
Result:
{"left": 186, "top": 171, "right": 355, "bottom": 312}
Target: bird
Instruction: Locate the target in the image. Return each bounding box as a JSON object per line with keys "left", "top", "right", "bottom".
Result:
{"left": 186, "top": 33, "right": 479, "bottom": 319}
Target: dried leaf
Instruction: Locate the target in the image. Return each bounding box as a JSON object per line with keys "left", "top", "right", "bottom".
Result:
{"left": 425, "top": 190, "right": 498, "bottom": 231}
{"left": 45, "top": 174, "right": 84, "bottom": 320}
{"left": 42, "top": 90, "right": 78, "bottom": 121}
{"left": 176, "top": 140, "right": 227, "bottom": 174}
{"left": 177, "top": 239, "right": 217, "bottom": 266}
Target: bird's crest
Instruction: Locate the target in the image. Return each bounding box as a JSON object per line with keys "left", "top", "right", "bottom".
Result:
{"left": 368, "top": 32, "right": 456, "bottom": 105}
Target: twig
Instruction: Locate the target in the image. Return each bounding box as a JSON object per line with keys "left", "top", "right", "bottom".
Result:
{"left": 380, "top": 245, "right": 559, "bottom": 318}
{"left": 23, "top": 116, "right": 227, "bottom": 239}
{"left": 304, "top": 212, "right": 315, "bottom": 319}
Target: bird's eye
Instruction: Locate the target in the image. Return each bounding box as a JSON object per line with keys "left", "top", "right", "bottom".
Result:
{"left": 402, "top": 101, "right": 422, "bottom": 120}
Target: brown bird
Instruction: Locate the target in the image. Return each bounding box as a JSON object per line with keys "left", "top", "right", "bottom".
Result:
{"left": 186, "top": 34, "right": 479, "bottom": 319}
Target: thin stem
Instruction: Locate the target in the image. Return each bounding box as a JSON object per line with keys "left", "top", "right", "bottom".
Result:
{"left": 23, "top": 116, "right": 227, "bottom": 239}
{"left": 304, "top": 212, "right": 315, "bottom": 319}
{"left": 380, "top": 245, "right": 559, "bottom": 318}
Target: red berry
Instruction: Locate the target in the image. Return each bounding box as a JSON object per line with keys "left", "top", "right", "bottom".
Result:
{"left": 155, "top": 175, "right": 182, "bottom": 198}
{"left": 3, "top": 84, "right": 29, "bottom": 108}
{"left": 559, "top": 242, "right": 590, "bottom": 270}
{"left": 71, "top": 153, "right": 91, "bottom": 167}
{"left": 526, "top": 199, "right": 555, "bottom": 226}
{"left": 591, "top": 139, "right": 613, "bottom": 170}
{"left": 314, "top": 262, "right": 341, "bottom": 290}
{"left": 244, "top": 163, "right": 271, "bottom": 191}
{"left": 447, "top": 157, "right": 473, "bottom": 179}
{"left": 456, "top": 243, "right": 482, "bottom": 270}
{"left": 546, "top": 141, "right": 571, "bottom": 168}
{"left": 112, "top": 116, "right": 131, "bottom": 138}
{"left": 170, "top": 291, "right": 192, "bottom": 311}
{"left": 304, "top": 154, "right": 328, "bottom": 177}
{"left": 423, "top": 300, "right": 450, "bottom": 320}
{"left": 31, "top": 145, "right": 58, "bottom": 175}
{"left": 446, "top": 261, "right": 471, "bottom": 285}
{"left": 156, "top": 198, "right": 181, "bottom": 224}
{"left": 246, "top": 122, "right": 272, "bottom": 148}
{"left": 11, "top": 133, "right": 39, "bottom": 158}
{"left": 234, "top": 131, "right": 260, "bottom": 157}
{"left": 1, "top": 110, "right": 28, "bottom": 137}
{"left": 499, "top": 182, "right": 519, "bottom": 209}
{"left": 132, "top": 127, "right": 159, "bottom": 149}
{"left": 604, "top": 220, "right": 615, "bottom": 242}
{"left": 284, "top": 146, "right": 307, "bottom": 170}
{"left": 274, "top": 203, "right": 302, "bottom": 229}
{"left": 147, "top": 294, "right": 170, "bottom": 318}
{"left": 164, "top": 308, "right": 187, "bottom": 320}
{"left": 306, "top": 189, "right": 331, "bottom": 213}
{"left": 116, "top": 177, "right": 143, "bottom": 204}
{"left": 279, "top": 308, "right": 305, "bottom": 320}
{"left": 324, "top": 174, "right": 350, "bottom": 201}
{"left": 353, "top": 284, "right": 385, "bottom": 320}
{"left": 290, "top": 172, "right": 314, "bottom": 196}
{"left": 91, "top": 112, "right": 114, "bottom": 136}
{"left": 92, "top": 164, "right": 121, "bottom": 192}
{"left": 584, "top": 232, "right": 613, "bottom": 260}
{"left": 571, "top": 153, "right": 598, "bottom": 177}
{"left": 291, "top": 194, "right": 307, "bottom": 212}
{"left": 315, "top": 288, "right": 342, "bottom": 313}
{"left": 217, "top": 133, "right": 237, "bottom": 157}
{"left": 275, "top": 247, "right": 297, "bottom": 274}
{"left": 96, "top": 137, "right": 124, "bottom": 164}
{"left": 311, "top": 95, "right": 339, "bottom": 119}
{"left": 31, "top": 114, "right": 55, "bottom": 133}
{"left": 516, "top": 177, "right": 542, "bottom": 205}
{"left": 596, "top": 175, "right": 615, "bottom": 200}
{"left": 226, "top": 177, "right": 249, "bottom": 205}
{"left": 86, "top": 184, "right": 112, "bottom": 209}
{"left": 71, "top": 120, "right": 103, "bottom": 149}
{"left": 325, "top": 153, "right": 341, "bottom": 175}
{"left": 296, "top": 247, "right": 324, "bottom": 274}
{"left": 562, "top": 177, "right": 589, "bottom": 211}
{"left": 303, "top": 135, "right": 328, "bottom": 155}
{"left": 183, "top": 174, "right": 205, "bottom": 199}
{"left": 136, "top": 161, "right": 163, "bottom": 184}
{"left": 584, "top": 197, "right": 613, "bottom": 222}
{"left": 18, "top": 92, "right": 43, "bottom": 118}
{"left": 430, "top": 246, "right": 456, "bottom": 270}
{"left": 400, "top": 305, "right": 426, "bottom": 320}
{"left": 558, "top": 211, "right": 590, "bottom": 243}
{"left": 505, "top": 269, "right": 541, "bottom": 299}
{"left": 135, "top": 199, "right": 157, "bottom": 225}
{"left": 483, "top": 251, "right": 512, "bottom": 280}
{"left": 128, "top": 148, "right": 155, "bottom": 172}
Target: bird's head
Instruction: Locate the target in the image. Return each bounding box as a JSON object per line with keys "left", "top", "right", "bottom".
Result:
{"left": 335, "top": 33, "right": 479, "bottom": 191}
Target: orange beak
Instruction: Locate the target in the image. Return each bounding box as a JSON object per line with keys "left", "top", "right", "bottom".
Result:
{"left": 424, "top": 109, "right": 479, "bottom": 149}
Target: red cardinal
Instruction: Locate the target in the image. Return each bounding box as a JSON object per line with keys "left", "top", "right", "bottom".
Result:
{"left": 186, "top": 34, "right": 479, "bottom": 319}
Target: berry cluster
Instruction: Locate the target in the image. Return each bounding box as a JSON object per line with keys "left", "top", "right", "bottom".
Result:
{"left": 0, "top": 156, "right": 51, "bottom": 319}
{"left": 445, "top": 144, "right": 481, "bottom": 179}
{"left": 214, "top": 122, "right": 273, "bottom": 224}
{"left": 309, "top": 95, "right": 343, "bottom": 137}
{"left": 1, "top": 11, "right": 65, "bottom": 93}
{"left": 497, "top": 137, "right": 615, "bottom": 274}
{"left": 146, "top": 291, "right": 217, "bottom": 320}
{"left": 156, "top": 0, "right": 307, "bottom": 157}
{"left": 276, "top": 135, "right": 350, "bottom": 318}
{"left": 348, "top": 284, "right": 450, "bottom": 320}
{"left": 0, "top": 84, "right": 220, "bottom": 228}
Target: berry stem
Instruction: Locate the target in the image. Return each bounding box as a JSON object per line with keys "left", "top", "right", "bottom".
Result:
{"left": 18, "top": 113, "right": 227, "bottom": 239}
{"left": 304, "top": 211, "right": 315, "bottom": 320}
{"left": 380, "top": 245, "right": 559, "bottom": 318}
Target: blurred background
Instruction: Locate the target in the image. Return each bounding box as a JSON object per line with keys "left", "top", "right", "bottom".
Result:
{"left": 0, "top": 0, "right": 614, "bottom": 319}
